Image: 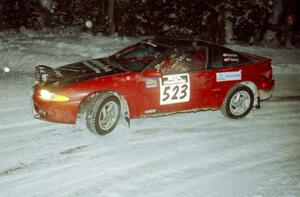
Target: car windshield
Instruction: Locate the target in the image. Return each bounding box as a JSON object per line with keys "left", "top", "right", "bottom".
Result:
{"left": 110, "top": 42, "right": 169, "bottom": 72}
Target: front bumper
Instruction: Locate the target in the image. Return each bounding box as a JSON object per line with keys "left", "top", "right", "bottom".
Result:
{"left": 32, "top": 89, "right": 80, "bottom": 124}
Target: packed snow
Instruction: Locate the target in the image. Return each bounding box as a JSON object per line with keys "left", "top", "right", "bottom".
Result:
{"left": 0, "top": 29, "right": 299, "bottom": 197}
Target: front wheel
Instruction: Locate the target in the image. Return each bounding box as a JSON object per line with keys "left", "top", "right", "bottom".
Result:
{"left": 86, "top": 95, "right": 120, "bottom": 135}
{"left": 221, "top": 85, "right": 254, "bottom": 119}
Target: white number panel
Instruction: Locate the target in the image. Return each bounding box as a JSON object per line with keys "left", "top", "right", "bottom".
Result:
{"left": 159, "top": 73, "right": 190, "bottom": 105}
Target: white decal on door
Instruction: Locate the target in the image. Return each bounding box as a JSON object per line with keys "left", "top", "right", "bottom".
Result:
{"left": 216, "top": 70, "right": 241, "bottom": 82}
{"left": 160, "top": 73, "right": 190, "bottom": 105}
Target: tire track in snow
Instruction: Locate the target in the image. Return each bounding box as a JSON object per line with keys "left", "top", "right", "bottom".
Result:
{"left": 0, "top": 124, "right": 280, "bottom": 196}
{"left": 271, "top": 96, "right": 300, "bottom": 102}
{"left": 0, "top": 105, "right": 29, "bottom": 113}
{"left": 0, "top": 119, "right": 41, "bottom": 131}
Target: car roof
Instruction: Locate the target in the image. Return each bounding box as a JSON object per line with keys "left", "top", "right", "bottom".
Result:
{"left": 148, "top": 37, "right": 220, "bottom": 49}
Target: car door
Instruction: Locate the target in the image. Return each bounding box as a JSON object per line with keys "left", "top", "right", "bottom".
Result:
{"left": 185, "top": 47, "right": 213, "bottom": 108}
{"left": 138, "top": 47, "right": 211, "bottom": 116}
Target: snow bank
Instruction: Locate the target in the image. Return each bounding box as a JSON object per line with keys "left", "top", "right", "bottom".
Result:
{"left": 0, "top": 29, "right": 138, "bottom": 73}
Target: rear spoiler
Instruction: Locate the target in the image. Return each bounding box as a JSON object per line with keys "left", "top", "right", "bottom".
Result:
{"left": 35, "top": 65, "right": 62, "bottom": 83}
{"left": 239, "top": 52, "right": 272, "bottom": 64}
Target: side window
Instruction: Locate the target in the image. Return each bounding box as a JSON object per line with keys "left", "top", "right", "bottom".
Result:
{"left": 185, "top": 48, "right": 207, "bottom": 71}
{"left": 222, "top": 48, "right": 249, "bottom": 67}
{"left": 157, "top": 48, "right": 207, "bottom": 74}
{"left": 211, "top": 47, "right": 221, "bottom": 69}
{"left": 116, "top": 44, "right": 163, "bottom": 71}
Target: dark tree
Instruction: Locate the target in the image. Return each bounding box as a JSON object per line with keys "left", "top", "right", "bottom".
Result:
{"left": 231, "top": 0, "right": 273, "bottom": 44}
{"left": 107, "top": 0, "right": 115, "bottom": 35}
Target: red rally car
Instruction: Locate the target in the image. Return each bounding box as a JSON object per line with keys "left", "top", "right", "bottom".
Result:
{"left": 32, "top": 37, "right": 274, "bottom": 135}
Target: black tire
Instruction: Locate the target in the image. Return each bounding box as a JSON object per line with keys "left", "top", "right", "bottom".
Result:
{"left": 86, "top": 95, "right": 120, "bottom": 135}
{"left": 221, "top": 85, "right": 254, "bottom": 119}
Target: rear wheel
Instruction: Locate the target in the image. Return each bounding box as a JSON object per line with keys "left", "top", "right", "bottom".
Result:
{"left": 86, "top": 95, "right": 120, "bottom": 135}
{"left": 221, "top": 85, "right": 254, "bottom": 119}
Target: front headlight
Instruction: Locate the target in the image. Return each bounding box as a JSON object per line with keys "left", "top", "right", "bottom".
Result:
{"left": 39, "top": 89, "right": 70, "bottom": 102}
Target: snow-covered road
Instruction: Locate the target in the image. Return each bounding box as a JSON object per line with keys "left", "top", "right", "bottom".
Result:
{"left": 0, "top": 30, "right": 299, "bottom": 197}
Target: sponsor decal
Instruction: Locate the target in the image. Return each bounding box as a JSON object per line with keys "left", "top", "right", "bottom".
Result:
{"left": 159, "top": 73, "right": 190, "bottom": 105}
{"left": 90, "top": 59, "right": 112, "bottom": 72}
{"left": 145, "top": 109, "right": 157, "bottom": 114}
{"left": 83, "top": 61, "right": 101, "bottom": 73}
{"left": 216, "top": 70, "right": 242, "bottom": 82}
{"left": 145, "top": 78, "right": 158, "bottom": 88}
{"left": 223, "top": 53, "right": 238, "bottom": 57}
{"left": 223, "top": 53, "right": 239, "bottom": 62}
{"left": 224, "top": 57, "right": 239, "bottom": 62}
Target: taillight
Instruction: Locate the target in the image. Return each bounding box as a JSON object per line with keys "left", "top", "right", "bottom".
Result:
{"left": 264, "top": 69, "right": 272, "bottom": 79}
{"left": 261, "top": 81, "right": 269, "bottom": 89}
{"left": 259, "top": 64, "right": 274, "bottom": 90}
{"left": 262, "top": 62, "right": 272, "bottom": 80}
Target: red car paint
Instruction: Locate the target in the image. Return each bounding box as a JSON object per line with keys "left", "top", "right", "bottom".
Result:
{"left": 32, "top": 37, "right": 274, "bottom": 124}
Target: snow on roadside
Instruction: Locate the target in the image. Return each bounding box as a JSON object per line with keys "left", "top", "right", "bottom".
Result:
{"left": 229, "top": 44, "right": 300, "bottom": 74}
{"left": 1, "top": 29, "right": 300, "bottom": 75}
{"left": 0, "top": 30, "right": 299, "bottom": 197}
{"left": 0, "top": 28, "right": 138, "bottom": 73}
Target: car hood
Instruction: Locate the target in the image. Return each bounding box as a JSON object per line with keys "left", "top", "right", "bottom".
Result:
{"left": 53, "top": 58, "right": 126, "bottom": 87}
